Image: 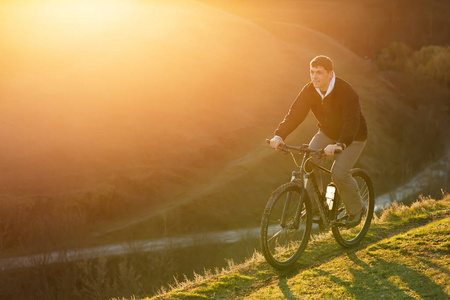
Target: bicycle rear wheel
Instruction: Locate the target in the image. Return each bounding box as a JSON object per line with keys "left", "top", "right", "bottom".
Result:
{"left": 331, "top": 168, "right": 375, "bottom": 247}
{"left": 260, "top": 182, "right": 312, "bottom": 269}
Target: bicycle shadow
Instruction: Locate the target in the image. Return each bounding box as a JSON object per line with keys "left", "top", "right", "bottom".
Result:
{"left": 270, "top": 217, "right": 450, "bottom": 299}
{"left": 278, "top": 277, "right": 297, "bottom": 300}
{"left": 277, "top": 252, "right": 448, "bottom": 299}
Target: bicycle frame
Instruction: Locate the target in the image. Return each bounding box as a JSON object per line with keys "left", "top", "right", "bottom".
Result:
{"left": 284, "top": 150, "right": 333, "bottom": 230}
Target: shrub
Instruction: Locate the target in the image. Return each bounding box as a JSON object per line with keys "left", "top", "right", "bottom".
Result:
{"left": 414, "top": 46, "right": 450, "bottom": 87}
{"left": 377, "top": 43, "right": 450, "bottom": 87}
{"left": 376, "top": 42, "right": 413, "bottom": 72}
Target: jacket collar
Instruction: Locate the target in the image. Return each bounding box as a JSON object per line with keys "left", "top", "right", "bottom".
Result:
{"left": 315, "top": 72, "right": 336, "bottom": 100}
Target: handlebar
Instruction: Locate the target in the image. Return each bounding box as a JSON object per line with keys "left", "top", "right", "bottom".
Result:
{"left": 266, "top": 139, "right": 342, "bottom": 156}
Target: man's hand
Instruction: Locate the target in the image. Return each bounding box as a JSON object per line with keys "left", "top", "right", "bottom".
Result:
{"left": 270, "top": 136, "right": 285, "bottom": 150}
{"left": 324, "top": 144, "right": 343, "bottom": 156}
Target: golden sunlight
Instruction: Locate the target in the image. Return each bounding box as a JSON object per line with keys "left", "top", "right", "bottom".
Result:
{"left": 5, "top": 0, "right": 133, "bottom": 28}
{"left": 2, "top": 0, "right": 138, "bottom": 47}
{"left": 0, "top": 0, "right": 184, "bottom": 89}
{"left": 0, "top": 0, "right": 180, "bottom": 53}
{"left": 0, "top": 0, "right": 289, "bottom": 195}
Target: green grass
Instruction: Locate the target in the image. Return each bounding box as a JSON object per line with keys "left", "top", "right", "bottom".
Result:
{"left": 247, "top": 218, "right": 450, "bottom": 299}
{"left": 145, "top": 194, "right": 450, "bottom": 300}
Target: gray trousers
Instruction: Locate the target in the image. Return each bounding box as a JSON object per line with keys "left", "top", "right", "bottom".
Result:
{"left": 308, "top": 131, "right": 366, "bottom": 215}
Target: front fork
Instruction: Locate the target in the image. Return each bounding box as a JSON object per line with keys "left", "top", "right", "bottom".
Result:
{"left": 280, "top": 171, "right": 305, "bottom": 229}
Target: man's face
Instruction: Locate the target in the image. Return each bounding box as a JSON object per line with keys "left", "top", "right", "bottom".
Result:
{"left": 310, "top": 66, "right": 333, "bottom": 92}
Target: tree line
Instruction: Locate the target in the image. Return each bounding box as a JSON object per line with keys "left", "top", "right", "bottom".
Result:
{"left": 376, "top": 43, "right": 450, "bottom": 87}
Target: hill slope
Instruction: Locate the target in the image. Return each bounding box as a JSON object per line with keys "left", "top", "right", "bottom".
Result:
{"left": 151, "top": 195, "right": 450, "bottom": 299}
{"left": 0, "top": 0, "right": 447, "bottom": 255}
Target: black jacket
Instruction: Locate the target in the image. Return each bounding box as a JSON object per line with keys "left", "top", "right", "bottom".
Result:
{"left": 275, "top": 77, "right": 367, "bottom": 146}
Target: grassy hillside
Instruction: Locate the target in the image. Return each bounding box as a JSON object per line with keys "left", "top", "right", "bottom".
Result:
{"left": 149, "top": 194, "right": 450, "bottom": 299}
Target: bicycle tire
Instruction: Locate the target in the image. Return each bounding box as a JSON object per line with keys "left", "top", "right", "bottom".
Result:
{"left": 260, "top": 182, "right": 312, "bottom": 269}
{"left": 331, "top": 168, "right": 375, "bottom": 247}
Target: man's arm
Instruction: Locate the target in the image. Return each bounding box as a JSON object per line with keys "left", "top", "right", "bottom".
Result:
{"left": 273, "top": 87, "right": 311, "bottom": 141}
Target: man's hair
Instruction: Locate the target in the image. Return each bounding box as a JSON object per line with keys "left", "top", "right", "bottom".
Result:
{"left": 310, "top": 55, "right": 334, "bottom": 71}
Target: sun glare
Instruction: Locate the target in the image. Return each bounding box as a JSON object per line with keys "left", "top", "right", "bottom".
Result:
{"left": 1, "top": 0, "right": 187, "bottom": 49}
{"left": 0, "top": 0, "right": 183, "bottom": 79}
{"left": 3, "top": 0, "right": 135, "bottom": 37}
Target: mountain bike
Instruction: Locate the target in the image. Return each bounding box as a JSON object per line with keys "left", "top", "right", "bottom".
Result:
{"left": 260, "top": 142, "right": 375, "bottom": 269}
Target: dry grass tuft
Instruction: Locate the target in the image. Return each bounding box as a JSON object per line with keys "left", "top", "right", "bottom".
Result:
{"left": 379, "top": 193, "right": 449, "bottom": 224}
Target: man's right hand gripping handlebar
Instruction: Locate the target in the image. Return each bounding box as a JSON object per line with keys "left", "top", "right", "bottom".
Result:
{"left": 269, "top": 136, "right": 285, "bottom": 151}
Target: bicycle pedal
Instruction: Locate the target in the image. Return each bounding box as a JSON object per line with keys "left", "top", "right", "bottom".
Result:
{"left": 312, "top": 216, "right": 321, "bottom": 223}
{"left": 332, "top": 221, "right": 347, "bottom": 228}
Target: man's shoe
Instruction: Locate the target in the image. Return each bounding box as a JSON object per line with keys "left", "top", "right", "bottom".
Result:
{"left": 343, "top": 206, "right": 367, "bottom": 229}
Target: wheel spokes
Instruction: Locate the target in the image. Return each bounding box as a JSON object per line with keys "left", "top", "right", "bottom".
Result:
{"left": 268, "top": 228, "right": 284, "bottom": 242}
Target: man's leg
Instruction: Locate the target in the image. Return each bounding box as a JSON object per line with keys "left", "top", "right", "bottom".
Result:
{"left": 308, "top": 131, "right": 333, "bottom": 212}
{"left": 331, "top": 140, "right": 367, "bottom": 216}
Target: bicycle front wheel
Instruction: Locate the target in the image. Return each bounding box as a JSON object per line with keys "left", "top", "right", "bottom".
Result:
{"left": 331, "top": 168, "right": 375, "bottom": 247}
{"left": 260, "top": 182, "right": 312, "bottom": 269}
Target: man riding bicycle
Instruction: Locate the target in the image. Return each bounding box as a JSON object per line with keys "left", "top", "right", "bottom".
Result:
{"left": 269, "top": 55, "right": 368, "bottom": 228}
